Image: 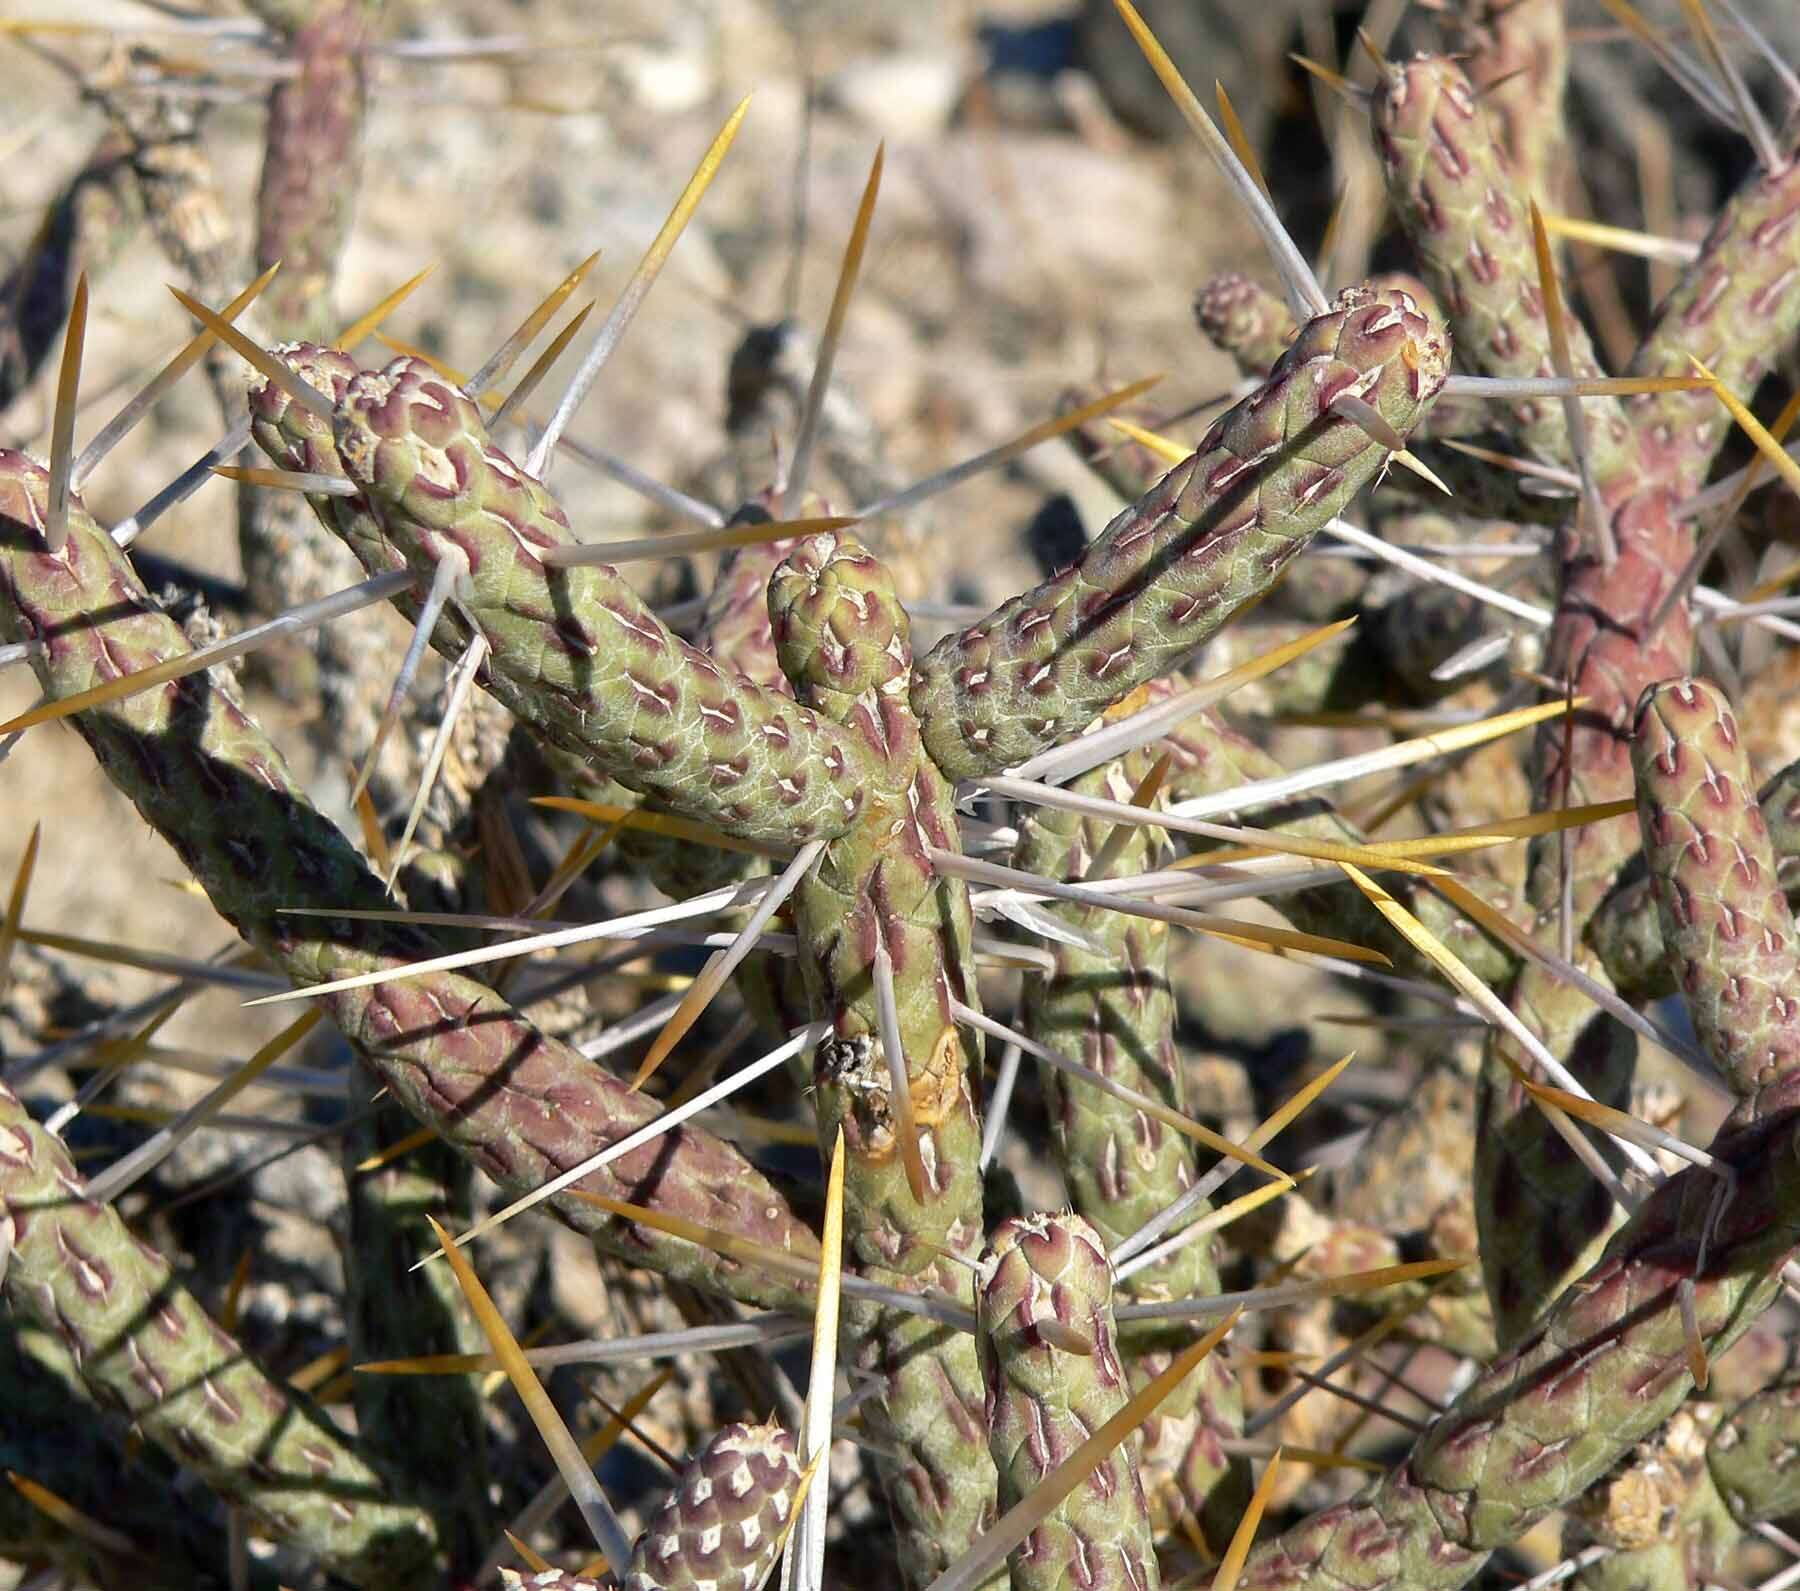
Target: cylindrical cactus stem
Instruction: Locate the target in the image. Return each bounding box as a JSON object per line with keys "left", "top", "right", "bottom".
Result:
{"left": 1372, "top": 54, "right": 1632, "bottom": 478}
{"left": 1444, "top": 66, "right": 1738, "bottom": 1335}
{"left": 1054, "top": 397, "right": 1362, "bottom": 625}
{"left": 248, "top": 352, "right": 510, "bottom": 892}
{"left": 333, "top": 357, "right": 880, "bottom": 847}
{"left": 1565, "top": 1205, "right": 1750, "bottom": 1591}
{"left": 1192, "top": 277, "right": 1375, "bottom": 624}
{"left": 1583, "top": 739, "right": 1800, "bottom": 1008}
{"left": 249, "top": 0, "right": 376, "bottom": 341}
{"left": 768, "top": 531, "right": 988, "bottom": 1278}
{"left": 1195, "top": 272, "right": 1296, "bottom": 375}
{"left": 0, "top": 1322, "right": 231, "bottom": 1586}
{"left": 246, "top": 339, "right": 459, "bottom": 769}
{"left": 767, "top": 529, "right": 999, "bottom": 1588}
{"left": 1477, "top": 471, "right": 1699, "bottom": 1347}
{"left": 249, "top": 346, "right": 414, "bottom": 585}
{"left": 911, "top": 282, "right": 1449, "bottom": 780}
{"left": 1010, "top": 741, "right": 1249, "bottom": 1545}
{"left": 0, "top": 1083, "right": 440, "bottom": 1587}
{"left": 621, "top": 1420, "right": 800, "bottom": 1591}
{"left": 1231, "top": 1109, "right": 1800, "bottom": 1591}
{"left": 0, "top": 457, "right": 820, "bottom": 1315}
{"left": 343, "top": 1074, "right": 492, "bottom": 1581}
{"left": 235, "top": 2, "right": 381, "bottom": 722}
{"left": 1477, "top": 624, "right": 1670, "bottom": 1352}
{"left": 1627, "top": 137, "right": 1800, "bottom": 498}
{"left": 837, "top": 1254, "right": 998, "bottom": 1591}
{"left": 615, "top": 493, "right": 804, "bottom": 899}
{"left": 977, "top": 1214, "right": 1162, "bottom": 1591}
{"left": 1632, "top": 679, "right": 1800, "bottom": 1121}
{"left": 1445, "top": 0, "right": 1570, "bottom": 207}
{"left": 250, "top": 343, "right": 611, "bottom": 803}
{"left": 603, "top": 503, "right": 816, "bottom": 1066}
{"left": 1357, "top": 272, "right": 1491, "bottom": 445}
{"left": 1565, "top": 1409, "right": 1738, "bottom": 1591}
{"left": 1709, "top": 1369, "right": 1800, "bottom": 1530}
{"left": 679, "top": 506, "right": 820, "bottom": 1044}
{"left": 1057, "top": 383, "right": 1172, "bottom": 505}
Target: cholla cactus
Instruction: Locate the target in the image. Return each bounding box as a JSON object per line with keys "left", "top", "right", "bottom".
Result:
{"left": 976, "top": 1214, "right": 1159, "bottom": 1590}
{"left": 621, "top": 1421, "right": 800, "bottom": 1591}
{"left": 8, "top": 3, "right": 1800, "bottom": 1590}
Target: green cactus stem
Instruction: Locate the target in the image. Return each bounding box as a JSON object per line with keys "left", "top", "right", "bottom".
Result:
{"left": 0, "top": 1082, "right": 439, "bottom": 1587}
{"left": 910, "top": 283, "right": 1449, "bottom": 780}
{"left": 0, "top": 455, "right": 821, "bottom": 1314}
{"left": 1010, "top": 740, "right": 1249, "bottom": 1545}
{"left": 1232, "top": 1108, "right": 1800, "bottom": 1591}
{"left": 768, "top": 529, "right": 998, "bottom": 1588}
{"left": 1632, "top": 679, "right": 1800, "bottom": 1121}
{"left": 332, "top": 358, "right": 881, "bottom": 847}
{"left": 977, "top": 1213, "right": 1162, "bottom": 1591}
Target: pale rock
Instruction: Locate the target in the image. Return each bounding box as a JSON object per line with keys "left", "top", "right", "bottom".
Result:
{"left": 828, "top": 52, "right": 967, "bottom": 141}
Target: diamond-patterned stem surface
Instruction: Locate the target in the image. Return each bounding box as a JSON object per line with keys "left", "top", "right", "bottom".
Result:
{"left": 1011, "top": 742, "right": 1248, "bottom": 1546}
{"left": 1374, "top": 51, "right": 1718, "bottom": 1350}
{"left": 1633, "top": 679, "right": 1800, "bottom": 1121}
{"left": 768, "top": 529, "right": 999, "bottom": 1588}
{"left": 1445, "top": 0, "right": 1569, "bottom": 205}
{"left": 331, "top": 359, "right": 879, "bottom": 846}
{"left": 1373, "top": 54, "right": 1629, "bottom": 476}
{"left": 621, "top": 1420, "right": 799, "bottom": 1591}
{"left": 911, "top": 284, "right": 1448, "bottom": 779}
{"left": 977, "top": 1214, "right": 1161, "bottom": 1591}
{"left": 0, "top": 456, "right": 820, "bottom": 1314}
{"left": 0, "top": 1320, "right": 230, "bottom": 1586}
{"left": 0, "top": 1082, "right": 439, "bottom": 1586}
{"left": 1627, "top": 145, "right": 1800, "bottom": 499}
{"left": 1232, "top": 1110, "right": 1800, "bottom": 1591}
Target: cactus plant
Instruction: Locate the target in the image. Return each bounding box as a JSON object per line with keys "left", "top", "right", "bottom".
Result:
{"left": 7, "top": 3, "right": 1800, "bottom": 1590}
